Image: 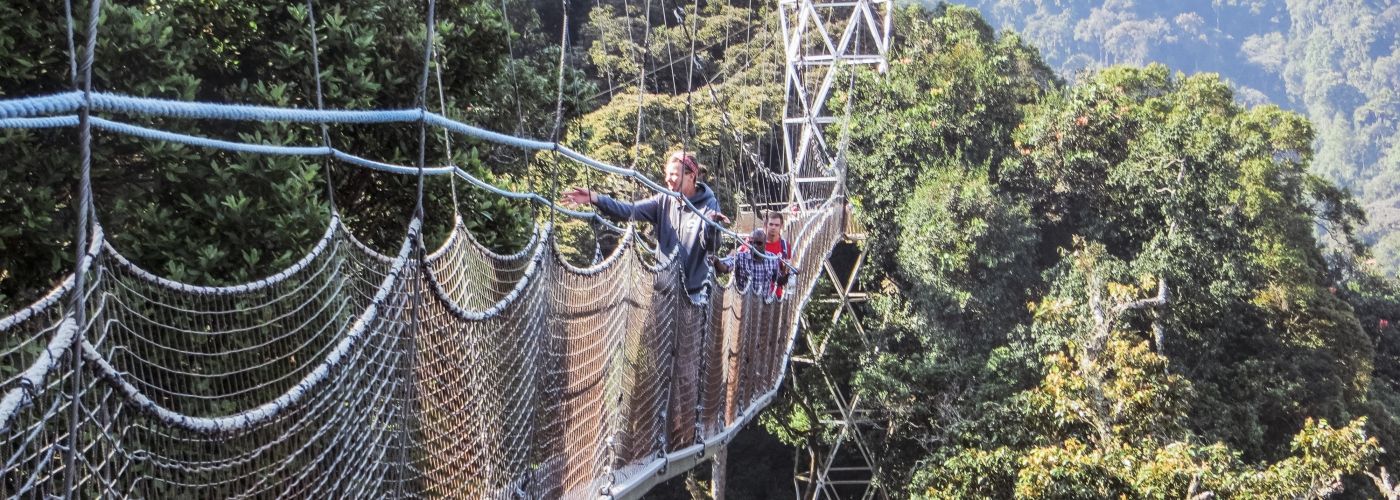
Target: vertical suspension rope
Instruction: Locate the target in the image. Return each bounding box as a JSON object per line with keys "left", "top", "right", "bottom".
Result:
{"left": 415, "top": 0, "right": 436, "bottom": 222}
{"left": 400, "top": 1, "right": 437, "bottom": 496}
{"left": 630, "top": 0, "right": 652, "bottom": 171}
{"left": 547, "top": 0, "right": 571, "bottom": 231}
{"left": 677, "top": 0, "right": 710, "bottom": 452}
{"left": 690, "top": 0, "right": 726, "bottom": 451}
{"left": 608, "top": 0, "right": 678, "bottom": 470}
{"left": 625, "top": 0, "right": 672, "bottom": 469}
{"left": 682, "top": 0, "right": 700, "bottom": 150}
{"left": 63, "top": 0, "right": 78, "bottom": 87}
{"left": 657, "top": 0, "right": 681, "bottom": 109}
{"left": 495, "top": 0, "right": 538, "bottom": 218}
{"left": 659, "top": 0, "right": 688, "bottom": 464}
{"left": 433, "top": 51, "right": 459, "bottom": 214}
{"left": 64, "top": 0, "right": 103, "bottom": 496}
{"left": 304, "top": 0, "right": 338, "bottom": 214}
{"left": 547, "top": 0, "right": 570, "bottom": 145}
{"left": 482, "top": 2, "right": 542, "bottom": 487}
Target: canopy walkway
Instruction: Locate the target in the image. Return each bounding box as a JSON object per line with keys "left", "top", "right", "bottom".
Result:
{"left": 1, "top": 200, "right": 844, "bottom": 498}
{"left": 0, "top": 0, "right": 889, "bottom": 496}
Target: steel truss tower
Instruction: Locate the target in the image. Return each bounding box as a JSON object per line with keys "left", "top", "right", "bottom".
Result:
{"left": 779, "top": 0, "right": 890, "bottom": 209}
{"left": 790, "top": 220, "right": 888, "bottom": 500}
{"left": 779, "top": 0, "right": 889, "bottom": 496}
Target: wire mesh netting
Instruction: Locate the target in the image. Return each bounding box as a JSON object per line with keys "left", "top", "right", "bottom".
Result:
{"left": 1, "top": 203, "right": 843, "bottom": 498}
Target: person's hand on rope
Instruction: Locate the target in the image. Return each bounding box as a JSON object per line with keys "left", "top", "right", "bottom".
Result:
{"left": 709, "top": 254, "right": 732, "bottom": 274}
{"left": 561, "top": 187, "right": 595, "bottom": 207}
{"left": 708, "top": 211, "right": 730, "bottom": 225}
{"left": 722, "top": 231, "right": 754, "bottom": 262}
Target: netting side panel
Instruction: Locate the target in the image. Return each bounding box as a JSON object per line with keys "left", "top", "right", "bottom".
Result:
{"left": 733, "top": 207, "right": 838, "bottom": 416}
{"left": 530, "top": 254, "right": 571, "bottom": 500}
{"left": 0, "top": 283, "right": 86, "bottom": 498}
{"left": 415, "top": 241, "right": 552, "bottom": 498}
{"left": 73, "top": 225, "right": 416, "bottom": 498}
{"left": 546, "top": 243, "right": 641, "bottom": 499}
{"left": 426, "top": 221, "right": 536, "bottom": 311}
{"left": 94, "top": 233, "right": 365, "bottom": 417}
{"left": 697, "top": 289, "right": 729, "bottom": 440}
{"left": 722, "top": 285, "right": 744, "bottom": 431}
{"left": 611, "top": 258, "right": 672, "bottom": 467}
{"left": 83, "top": 290, "right": 412, "bottom": 497}
{"left": 665, "top": 292, "right": 703, "bottom": 453}
{"left": 1, "top": 229, "right": 105, "bottom": 499}
{"left": 776, "top": 210, "right": 841, "bottom": 398}
{"left": 733, "top": 291, "right": 766, "bottom": 414}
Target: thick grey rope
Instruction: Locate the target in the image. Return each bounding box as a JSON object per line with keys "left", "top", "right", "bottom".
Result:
{"left": 496, "top": 0, "right": 537, "bottom": 217}
{"left": 547, "top": 0, "right": 572, "bottom": 230}
{"left": 433, "top": 51, "right": 460, "bottom": 213}
{"left": 414, "top": 0, "right": 437, "bottom": 221}
{"left": 305, "top": 0, "right": 338, "bottom": 214}
{"left": 64, "top": 0, "right": 103, "bottom": 496}
{"left": 399, "top": 0, "right": 439, "bottom": 494}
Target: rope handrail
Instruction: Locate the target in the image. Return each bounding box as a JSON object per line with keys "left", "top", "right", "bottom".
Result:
{"left": 0, "top": 92, "right": 783, "bottom": 250}
{"left": 0, "top": 91, "right": 83, "bottom": 119}
{"left": 5, "top": 113, "right": 622, "bottom": 231}
{"left": 79, "top": 218, "right": 422, "bottom": 434}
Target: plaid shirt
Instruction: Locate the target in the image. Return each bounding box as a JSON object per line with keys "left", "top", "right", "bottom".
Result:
{"left": 721, "top": 246, "right": 781, "bottom": 296}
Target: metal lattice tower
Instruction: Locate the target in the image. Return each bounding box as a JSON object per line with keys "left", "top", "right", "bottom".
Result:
{"left": 780, "top": 0, "right": 891, "bottom": 209}
{"left": 790, "top": 218, "right": 888, "bottom": 500}
{"left": 779, "top": 0, "right": 890, "bottom": 496}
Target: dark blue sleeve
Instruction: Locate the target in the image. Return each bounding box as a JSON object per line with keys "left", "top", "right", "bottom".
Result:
{"left": 699, "top": 198, "right": 723, "bottom": 254}
{"left": 593, "top": 194, "right": 663, "bottom": 224}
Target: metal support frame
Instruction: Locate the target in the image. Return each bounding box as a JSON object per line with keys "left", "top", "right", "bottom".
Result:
{"left": 777, "top": 0, "right": 888, "bottom": 493}
{"left": 790, "top": 226, "right": 887, "bottom": 500}
{"left": 779, "top": 0, "right": 890, "bottom": 209}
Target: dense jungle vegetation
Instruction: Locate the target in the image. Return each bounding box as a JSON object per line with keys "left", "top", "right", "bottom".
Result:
{"left": 2, "top": 0, "right": 1399, "bottom": 497}
{"left": 960, "top": 0, "right": 1400, "bottom": 276}
{"left": 765, "top": 5, "right": 1400, "bottom": 498}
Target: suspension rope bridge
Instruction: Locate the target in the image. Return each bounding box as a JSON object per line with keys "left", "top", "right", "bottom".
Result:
{"left": 0, "top": 0, "right": 888, "bottom": 497}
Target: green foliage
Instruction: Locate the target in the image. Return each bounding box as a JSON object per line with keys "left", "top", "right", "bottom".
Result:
{"left": 915, "top": 244, "right": 1379, "bottom": 499}
{"left": 792, "top": 4, "right": 1400, "bottom": 497}
{"left": 960, "top": 0, "right": 1400, "bottom": 274}
{"left": 0, "top": 0, "right": 567, "bottom": 309}
{"left": 847, "top": 3, "right": 1055, "bottom": 277}
{"left": 895, "top": 163, "right": 1038, "bottom": 343}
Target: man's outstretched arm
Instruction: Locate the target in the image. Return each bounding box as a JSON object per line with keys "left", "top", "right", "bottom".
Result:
{"left": 562, "top": 187, "right": 662, "bottom": 223}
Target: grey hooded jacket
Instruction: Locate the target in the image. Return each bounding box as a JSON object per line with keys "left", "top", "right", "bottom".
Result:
{"left": 593, "top": 182, "right": 722, "bottom": 296}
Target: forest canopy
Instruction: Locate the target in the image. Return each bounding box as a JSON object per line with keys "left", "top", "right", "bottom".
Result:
{"left": 762, "top": 4, "right": 1400, "bottom": 498}
{"left": 956, "top": 0, "right": 1400, "bottom": 276}
{"left": 2, "top": 0, "right": 1400, "bottom": 498}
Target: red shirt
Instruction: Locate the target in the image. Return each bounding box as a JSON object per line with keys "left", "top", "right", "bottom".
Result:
{"left": 764, "top": 239, "right": 790, "bottom": 297}
{"left": 764, "top": 240, "right": 788, "bottom": 258}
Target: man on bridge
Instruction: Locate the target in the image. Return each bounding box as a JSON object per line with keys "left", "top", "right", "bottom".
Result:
{"left": 562, "top": 150, "right": 729, "bottom": 302}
